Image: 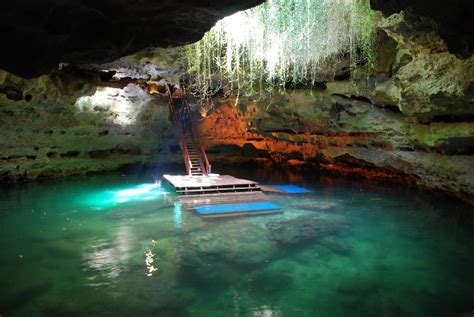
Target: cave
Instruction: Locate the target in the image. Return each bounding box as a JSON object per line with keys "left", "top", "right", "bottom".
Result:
{"left": 0, "top": 0, "right": 473, "bottom": 316}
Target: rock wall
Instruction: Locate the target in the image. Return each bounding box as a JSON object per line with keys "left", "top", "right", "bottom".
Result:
{"left": 194, "top": 12, "right": 474, "bottom": 204}
{"left": 0, "top": 71, "right": 173, "bottom": 181}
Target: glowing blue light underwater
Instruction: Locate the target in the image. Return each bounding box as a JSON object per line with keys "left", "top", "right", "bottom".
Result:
{"left": 83, "top": 183, "right": 170, "bottom": 209}
{"left": 173, "top": 201, "right": 183, "bottom": 229}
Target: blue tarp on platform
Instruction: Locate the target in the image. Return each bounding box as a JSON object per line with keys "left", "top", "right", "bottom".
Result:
{"left": 194, "top": 201, "right": 281, "bottom": 215}
{"left": 274, "top": 185, "right": 312, "bottom": 194}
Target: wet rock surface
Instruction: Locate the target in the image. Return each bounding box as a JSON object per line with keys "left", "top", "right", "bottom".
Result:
{"left": 0, "top": 70, "right": 175, "bottom": 181}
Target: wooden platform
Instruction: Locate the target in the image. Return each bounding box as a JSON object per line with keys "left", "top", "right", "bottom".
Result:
{"left": 163, "top": 174, "right": 261, "bottom": 196}
{"left": 164, "top": 173, "right": 282, "bottom": 218}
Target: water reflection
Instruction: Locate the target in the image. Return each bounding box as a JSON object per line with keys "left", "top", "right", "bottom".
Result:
{"left": 252, "top": 306, "right": 282, "bottom": 317}
{"left": 82, "top": 225, "right": 134, "bottom": 286}
{"left": 144, "top": 248, "right": 158, "bottom": 277}
{"left": 81, "top": 182, "right": 169, "bottom": 210}
{"left": 173, "top": 201, "right": 183, "bottom": 229}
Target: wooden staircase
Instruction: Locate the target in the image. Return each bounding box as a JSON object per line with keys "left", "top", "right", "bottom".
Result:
{"left": 164, "top": 95, "right": 283, "bottom": 218}
{"left": 183, "top": 131, "right": 204, "bottom": 176}
{"left": 170, "top": 98, "right": 211, "bottom": 177}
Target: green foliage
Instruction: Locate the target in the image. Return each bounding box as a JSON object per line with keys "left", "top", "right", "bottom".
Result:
{"left": 186, "top": 0, "right": 377, "bottom": 99}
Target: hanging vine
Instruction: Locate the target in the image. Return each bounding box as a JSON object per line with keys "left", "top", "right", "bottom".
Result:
{"left": 186, "top": 0, "right": 377, "bottom": 99}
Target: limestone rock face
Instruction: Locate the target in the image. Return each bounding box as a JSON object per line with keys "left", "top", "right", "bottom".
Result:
{"left": 370, "top": 0, "right": 474, "bottom": 57}
{"left": 0, "top": 0, "right": 263, "bottom": 77}
{"left": 379, "top": 13, "right": 474, "bottom": 120}
{"left": 0, "top": 70, "right": 172, "bottom": 181}
{"left": 194, "top": 13, "right": 474, "bottom": 205}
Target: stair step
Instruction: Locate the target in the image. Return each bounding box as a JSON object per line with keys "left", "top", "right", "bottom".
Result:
{"left": 180, "top": 192, "right": 269, "bottom": 207}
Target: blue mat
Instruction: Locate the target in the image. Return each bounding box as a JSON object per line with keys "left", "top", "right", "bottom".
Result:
{"left": 194, "top": 201, "right": 281, "bottom": 215}
{"left": 274, "top": 185, "right": 312, "bottom": 194}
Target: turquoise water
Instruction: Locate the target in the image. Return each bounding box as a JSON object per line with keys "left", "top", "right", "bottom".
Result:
{"left": 1, "top": 166, "right": 473, "bottom": 316}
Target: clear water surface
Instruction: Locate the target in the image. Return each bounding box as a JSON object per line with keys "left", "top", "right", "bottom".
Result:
{"left": 0, "top": 166, "right": 473, "bottom": 317}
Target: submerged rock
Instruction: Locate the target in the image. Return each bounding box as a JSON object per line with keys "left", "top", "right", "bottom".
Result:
{"left": 174, "top": 221, "right": 278, "bottom": 269}
{"left": 318, "top": 236, "right": 352, "bottom": 256}
{"left": 290, "top": 201, "right": 339, "bottom": 212}
{"left": 266, "top": 216, "right": 347, "bottom": 245}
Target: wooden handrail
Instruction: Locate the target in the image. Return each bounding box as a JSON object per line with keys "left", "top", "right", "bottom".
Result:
{"left": 168, "top": 83, "right": 211, "bottom": 176}
{"left": 201, "top": 144, "right": 211, "bottom": 174}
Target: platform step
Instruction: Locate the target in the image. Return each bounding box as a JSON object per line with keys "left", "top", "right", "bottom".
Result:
{"left": 164, "top": 175, "right": 262, "bottom": 197}
{"left": 177, "top": 187, "right": 262, "bottom": 196}
{"left": 194, "top": 201, "right": 282, "bottom": 218}
{"left": 180, "top": 192, "right": 269, "bottom": 208}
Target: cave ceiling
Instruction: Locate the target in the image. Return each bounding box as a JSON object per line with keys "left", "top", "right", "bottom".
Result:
{"left": 0, "top": 0, "right": 472, "bottom": 78}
